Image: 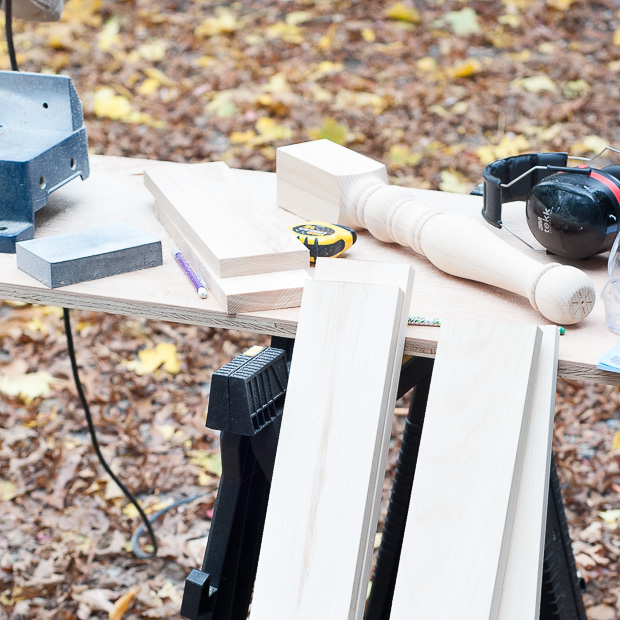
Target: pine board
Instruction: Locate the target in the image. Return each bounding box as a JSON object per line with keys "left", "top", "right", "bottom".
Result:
{"left": 250, "top": 258, "right": 414, "bottom": 620}
{"left": 157, "top": 206, "right": 308, "bottom": 314}
{"left": 498, "top": 325, "right": 559, "bottom": 619}
{"left": 390, "top": 320, "right": 542, "bottom": 620}
{"left": 144, "top": 162, "right": 308, "bottom": 278}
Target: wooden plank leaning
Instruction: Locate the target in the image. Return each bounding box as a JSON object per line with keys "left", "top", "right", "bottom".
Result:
{"left": 250, "top": 257, "right": 414, "bottom": 620}
{"left": 390, "top": 319, "right": 543, "bottom": 620}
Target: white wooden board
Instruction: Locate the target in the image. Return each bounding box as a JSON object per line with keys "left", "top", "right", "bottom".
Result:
{"left": 498, "top": 325, "right": 559, "bottom": 619}
{"left": 390, "top": 320, "right": 542, "bottom": 620}
{"left": 157, "top": 206, "right": 308, "bottom": 314}
{"left": 144, "top": 162, "right": 309, "bottom": 278}
{"left": 250, "top": 258, "right": 414, "bottom": 620}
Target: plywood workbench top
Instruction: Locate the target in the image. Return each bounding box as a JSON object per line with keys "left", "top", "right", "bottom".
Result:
{"left": 0, "top": 155, "right": 614, "bottom": 385}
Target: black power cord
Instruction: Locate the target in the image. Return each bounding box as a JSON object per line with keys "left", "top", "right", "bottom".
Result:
{"left": 4, "top": 0, "right": 19, "bottom": 71}
{"left": 63, "top": 308, "right": 158, "bottom": 558}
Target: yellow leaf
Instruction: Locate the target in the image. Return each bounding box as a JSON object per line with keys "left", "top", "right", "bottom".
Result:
{"left": 194, "top": 8, "right": 238, "bottom": 37}
{"left": 206, "top": 92, "right": 238, "bottom": 119}
{"left": 143, "top": 67, "right": 174, "bottom": 87}
{"left": 562, "top": 79, "right": 590, "bottom": 99}
{"left": 307, "top": 117, "right": 349, "bottom": 145}
{"left": 109, "top": 586, "right": 139, "bottom": 620}
{"left": 513, "top": 75, "right": 557, "bottom": 93}
{"left": 439, "top": 169, "right": 471, "bottom": 194}
{"left": 62, "top": 0, "right": 102, "bottom": 25}
{"left": 612, "top": 430, "right": 620, "bottom": 451}
{"left": 123, "top": 498, "right": 172, "bottom": 519}
{"left": 498, "top": 14, "right": 522, "bottom": 27}
{"left": 0, "top": 369, "right": 56, "bottom": 404}
{"left": 230, "top": 130, "right": 256, "bottom": 145}
{"left": 137, "top": 78, "right": 159, "bottom": 96}
{"left": 361, "top": 28, "right": 376, "bottom": 43}
{"left": 188, "top": 451, "right": 223, "bottom": 476}
{"left": 263, "top": 72, "right": 290, "bottom": 94}
{"left": 572, "top": 135, "right": 608, "bottom": 155}
{"left": 98, "top": 18, "right": 120, "bottom": 52}
{"left": 417, "top": 57, "right": 437, "bottom": 72}
{"left": 598, "top": 509, "right": 620, "bottom": 529}
{"left": 138, "top": 39, "right": 168, "bottom": 62}
{"left": 286, "top": 11, "right": 312, "bottom": 25}
{"left": 122, "top": 342, "right": 181, "bottom": 376}
{"left": 334, "top": 90, "right": 389, "bottom": 115}
{"left": 436, "top": 7, "right": 480, "bottom": 35}
{"left": 25, "top": 317, "right": 47, "bottom": 335}
{"left": 266, "top": 22, "right": 303, "bottom": 45}
{"left": 385, "top": 2, "right": 421, "bottom": 24}
{"left": 547, "top": 0, "right": 576, "bottom": 9}
{"left": 255, "top": 117, "right": 293, "bottom": 142}
{"left": 388, "top": 145, "right": 422, "bottom": 169}
{"left": 93, "top": 87, "right": 133, "bottom": 120}
{"left": 449, "top": 58, "right": 482, "bottom": 78}
{"left": 614, "top": 27, "right": 620, "bottom": 47}
{"left": 157, "top": 424, "right": 176, "bottom": 440}
{"left": 0, "top": 480, "right": 17, "bottom": 501}
{"left": 476, "top": 134, "right": 531, "bottom": 165}
{"left": 319, "top": 23, "right": 338, "bottom": 51}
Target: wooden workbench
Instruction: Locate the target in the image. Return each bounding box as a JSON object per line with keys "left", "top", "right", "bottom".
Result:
{"left": 0, "top": 155, "right": 615, "bottom": 384}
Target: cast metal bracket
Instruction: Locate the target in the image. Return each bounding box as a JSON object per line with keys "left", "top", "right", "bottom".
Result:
{"left": 0, "top": 70, "right": 89, "bottom": 252}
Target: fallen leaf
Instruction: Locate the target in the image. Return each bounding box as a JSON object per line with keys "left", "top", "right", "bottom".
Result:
{"left": 266, "top": 22, "right": 304, "bottom": 45}
{"left": 109, "top": 585, "right": 139, "bottom": 620}
{"left": 188, "top": 451, "right": 223, "bottom": 477}
{"left": 612, "top": 430, "right": 620, "bottom": 452}
{"left": 0, "top": 366, "right": 56, "bottom": 404}
{"left": 476, "top": 134, "right": 530, "bottom": 165}
{"left": 194, "top": 9, "right": 238, "bottom": 38}
{"left": 0, "top": 480, "right": 17, "bottom": 501}
{"left": 307, "top": 117, "right": 349, "bottom": 145}
{"left": 435, "top": 8, "right": 480, "bottom": 35}
{"left": 385, "top": 2, "right": 421, "bottom": 24}
{"left": 599, "top": 509, "right": 620, "bottom": 529}
{"left": 439, "top": 169, "right": 471, "bottom": 194}
{"left": 93, "top": 87, "right": 133, "bottom": 120}
{"left": 513, "top": 75, "right": 557, "bottom": 93}
{"left": 388, "top": 145, "right": 422, "bottom": 169}
{"left": 449, "top": 58, "right": 482, "bottom": 79}
{"left": 122, "top": 342, "right": 181, "bottom": 375}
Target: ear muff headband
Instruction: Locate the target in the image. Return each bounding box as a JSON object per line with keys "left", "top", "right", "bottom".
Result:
{"left": 481, "top": 152, "right": 569, "bottom": 228}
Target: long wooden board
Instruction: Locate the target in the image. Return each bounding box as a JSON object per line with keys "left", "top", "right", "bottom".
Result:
{"left": 498, "top": 326, "right": 559, "bottom": 619}
{"left": 144, "top": 162, "right": 309, "bottom": 278}
{"left": 390, "top": 320, "right": 542, "bottom": 620}
{"left": 157, "top": 206, "right": 308, "bottom": 314}
{"left": 250, "top": 258, "right": 414, "bottom": 620}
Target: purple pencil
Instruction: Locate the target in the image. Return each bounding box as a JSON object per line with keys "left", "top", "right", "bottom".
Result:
{"left": 172, "top": 247, "right": 207, "bottom": 299}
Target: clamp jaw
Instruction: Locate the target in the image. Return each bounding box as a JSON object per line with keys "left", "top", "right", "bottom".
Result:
{"left": 180, "top": 345, "right": 289, "bottom": 620}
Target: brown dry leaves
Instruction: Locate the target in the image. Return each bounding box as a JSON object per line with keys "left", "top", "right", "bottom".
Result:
{"left": 2, "top": 0, "right": 620, "bottom": 616}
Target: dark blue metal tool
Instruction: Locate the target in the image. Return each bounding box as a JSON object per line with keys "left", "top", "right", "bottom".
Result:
{"left": 0, "top": 70, "right": 89, "bottom": 252}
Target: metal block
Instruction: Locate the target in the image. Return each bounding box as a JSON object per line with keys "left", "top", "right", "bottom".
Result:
{"left": 0, "top": 70, "right": 89, "bottom": 252}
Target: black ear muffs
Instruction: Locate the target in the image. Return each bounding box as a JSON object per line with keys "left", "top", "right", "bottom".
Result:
{"left": 480, "top": 152, "right": 620, "bottom": 259}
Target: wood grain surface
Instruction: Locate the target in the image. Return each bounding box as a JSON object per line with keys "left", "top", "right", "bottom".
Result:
{"left": 250, "top": 259, "right": 413, "bottom": 620}
{"left": 0, "top": 155, "right": 614, "bottom": 385}
{"left": 390, "top": 320, "right": 542, "bottom": 620}
{"left": 144, "top": 161, "right": 308, "bottom": 277}
{"left": 498, "top": 325, "right": 559, "bottom": 619}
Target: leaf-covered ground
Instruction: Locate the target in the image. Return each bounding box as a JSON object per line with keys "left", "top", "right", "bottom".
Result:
{"left": 1, "top": 0, "right": 620, "bottom": 618}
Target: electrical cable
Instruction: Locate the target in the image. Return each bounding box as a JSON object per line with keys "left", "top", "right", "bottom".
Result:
{"left": 130, "top": 493, "right": 208, "bottom": 559}
{"left": 63, "top": 308, "right": 158, "bottom": 559}
{"left": 4, "top": 0, "right": 19, "bottom": 71}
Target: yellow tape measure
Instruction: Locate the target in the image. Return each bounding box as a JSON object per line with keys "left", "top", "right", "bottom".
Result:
{"left": 290, "top": 221, "right": 357, "bottom": 263}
